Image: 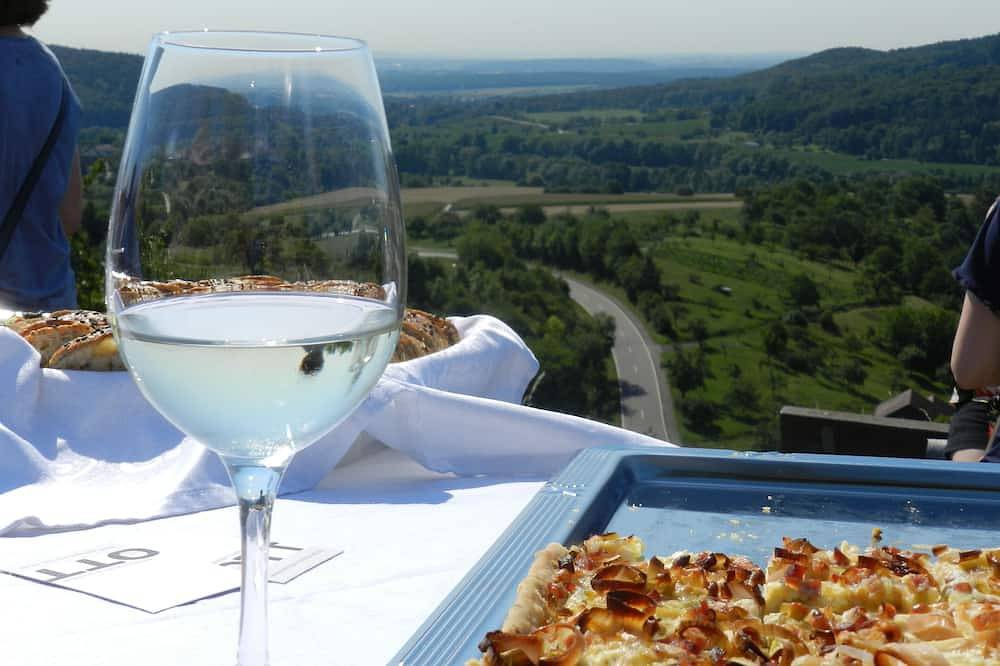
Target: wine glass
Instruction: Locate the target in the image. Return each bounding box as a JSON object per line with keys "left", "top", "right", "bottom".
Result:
{"left": 105, "top": 31, "right": 405, "bottom": 665}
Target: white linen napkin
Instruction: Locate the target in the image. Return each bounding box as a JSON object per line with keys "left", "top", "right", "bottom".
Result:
{"left": 0, "top": 315, "right": 543, "bottom": 535}
{"left": 1, "top": 313, "right": 671, "bottom": 537}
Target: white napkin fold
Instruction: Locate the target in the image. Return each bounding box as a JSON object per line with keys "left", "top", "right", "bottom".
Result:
{"left": 1, "top": 313, "right": 670, "bottom": 538}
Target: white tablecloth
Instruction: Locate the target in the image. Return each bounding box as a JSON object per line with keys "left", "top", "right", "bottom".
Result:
{"left": 0, "top": 310, "right": 675, "bottom": 663}
{"left": 0, "top": 446, "right": 548, "bottom": 665}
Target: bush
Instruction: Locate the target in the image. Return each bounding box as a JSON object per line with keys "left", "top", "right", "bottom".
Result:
{"left": 819, "top": 310, "right": 840, "bottom": 334}
{"left": 783, "top": 309, "right": 809, "bottom": 327}
{"left": 881, "top": 306, "right": 957, "bottom": 374}
{"left": 726, "top": 376, "right": 761, "bottom": 415}
{"left": 841, "top": 358, "right": 867, "bottom": 385}
{"left": 666, "top": 347, "right": 707, "bottom": 395}
{"left": 637, "top": 291, "right": 675, "bottom": 337}
{"left": 788, "top": 274, "right": 821, "bottom": 307}
{"left": 784, "top": 347, "right": 823, "bottom": 374}
{"left": 649, "top": 303, "right": 676, "bottom": 338}
{"left": 680, "top": 394, "right": 720, "bottom": 431}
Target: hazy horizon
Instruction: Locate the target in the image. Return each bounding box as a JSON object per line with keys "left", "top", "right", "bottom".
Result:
{"left": 29, "top": 0, "right": 1000, "bottom": 59}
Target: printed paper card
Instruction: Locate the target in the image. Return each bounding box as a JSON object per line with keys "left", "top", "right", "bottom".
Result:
{"left": 4, "top": 542, "right": 341, "bottom": 613}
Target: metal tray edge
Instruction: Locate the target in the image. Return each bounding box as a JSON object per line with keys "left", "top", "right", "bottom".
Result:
{"left": 389, "top": 446, "right": 623, "bottom": 665}
{"left": 388, "top": 444, "right": 1000, "bottom": 665}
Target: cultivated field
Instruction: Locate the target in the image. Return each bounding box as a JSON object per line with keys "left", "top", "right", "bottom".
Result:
{"left": 245, "top": 184, "right": 742, "bottom": 220}
{"left": 402, "top": 186, "right": 737, "bottom": 208}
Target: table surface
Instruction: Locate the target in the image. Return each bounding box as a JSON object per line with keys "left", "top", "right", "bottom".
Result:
{"left": 0, "top": 445, "right": 545, "bottom": 665}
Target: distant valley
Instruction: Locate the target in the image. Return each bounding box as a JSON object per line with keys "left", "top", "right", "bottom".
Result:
{"left": 62, "top": 33, "right": 1000, "bottom": 447}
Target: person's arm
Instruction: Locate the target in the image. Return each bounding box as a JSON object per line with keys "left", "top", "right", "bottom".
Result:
{"left": 952, "top": 291, "right": 1000, "bottom": 389}
{"left": 58, "top": 147, "right": 82, "bottom": 237}
{"left": 951, "top": 447, "right": 986, "bottom": 462}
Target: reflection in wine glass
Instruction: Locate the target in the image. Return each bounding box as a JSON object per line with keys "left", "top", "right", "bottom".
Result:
{"left": 106, "top": 31, "right": 405, "bottom": 665}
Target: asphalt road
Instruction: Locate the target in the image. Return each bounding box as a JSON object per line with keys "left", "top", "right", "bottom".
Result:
{"left": 415, "top": 249, "right": 679, "bottom": 443}
{"left": 556, "top": 274, "right": 679, "bottom": 443}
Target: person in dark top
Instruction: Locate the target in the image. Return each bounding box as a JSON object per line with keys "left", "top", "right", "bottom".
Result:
{"left": 0, "top": 0, "right": 82, "bottom": 311}
{"left": 951, "top": 197, "right": 1000, "bottom": 461}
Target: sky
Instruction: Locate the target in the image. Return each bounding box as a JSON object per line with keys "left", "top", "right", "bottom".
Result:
{"left": 31, "top": 0, "right": 1000, "bottom": 58}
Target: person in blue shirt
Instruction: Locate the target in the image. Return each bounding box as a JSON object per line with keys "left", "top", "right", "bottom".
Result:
{"left": 951, "top": 197, "right": 1000, "bottom": 461}
{"left": 0, "top": 0, "right": 82, "bottom": 311}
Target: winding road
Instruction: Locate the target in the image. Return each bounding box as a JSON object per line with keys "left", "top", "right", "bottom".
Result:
{"left": 415, "top": 249, "right": 680, "bottom": 443}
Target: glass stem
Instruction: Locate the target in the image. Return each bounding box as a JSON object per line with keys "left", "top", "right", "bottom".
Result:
{"left": 223, "top": 460, "right": 288, "bottom": 666}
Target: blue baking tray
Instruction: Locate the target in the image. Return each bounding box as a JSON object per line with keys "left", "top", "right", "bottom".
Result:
{"left": 389, "top": 444, "right": 1000, "bottom": 665}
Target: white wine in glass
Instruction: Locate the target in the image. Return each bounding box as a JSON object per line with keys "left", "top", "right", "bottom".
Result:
{"left": 105, "top": 31, "right": 406, "bottom": 666}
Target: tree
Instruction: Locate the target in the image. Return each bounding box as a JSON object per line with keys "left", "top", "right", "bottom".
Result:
{"left": 577, "top": 220, "right": 612, "bottom": 276}
{"left": 70, "top": 234, "right": 104, "bottom": 311}
{"left": 81, "top": 200, "right": 104, "bottom": 243}
{"left": 666, "top": 348, "right": 706, "bottom": 396}
{"left": 726, "top": 376, "right": 761, "bottom": 416}
{"left": 517, "top": 204, "right": 546, "bottom": 226}
{"left": 788, "top": 274, "right": 820, "bottom": 307}
{"left": 881, "top": 305, "right": 957, "bottom": 374}
{"left": 857, "top": 245, "right": 903, "bottom": 305}
{"left": 763, "top": 320, "right": 788, "bottom": 359}
{"left": 618, "top": 255, "right": 660, "bottom": 303}
{"left": 680, "top": 394, "right": 720, "bottom": 433}
{"left": 456, "top": 224, "right": 512, "bottom": 269}
{"left": 688, "top": 319, "right": 709, "bottom": 345}
{"left": 638, "top": 292, "right": 675, "bottom": 338}
{"left": 472, "top": 204, "right": 502, "bottom": 224}
{"left": 604, "top": 227, "right": 640, "bottom": 270}
{"left": 407, "top": 215, "right": 429, "bottom": 239}
{"left": 841, "top": 358, "right": 868, "bottom": 386}
{"left": 617, "top": 256, "right": 646, "bottom": 302}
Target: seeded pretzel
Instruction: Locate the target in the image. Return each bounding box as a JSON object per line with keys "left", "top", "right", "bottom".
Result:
{"left": 7, "top": 278, "right": 458, "bottom": 370}
{"left": 47, "top": 329, "right": 125, "bottom": 371}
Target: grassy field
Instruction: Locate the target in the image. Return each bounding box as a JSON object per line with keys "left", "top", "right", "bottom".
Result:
{"left": 647, "top": 229, "right": 950, "bottom": 449}
{"left": 495, "top": 201, "right": 741, "bottom": 218}
{"left": 524, "top": 108, "right": 647, "bottom": 123}
{"left": 754, "top": 146, "right": 1000, "bottom": 179}
{"left": 403, "top": 186, "right": 738, "bottom": 210}
{"left": 247, "top": 185, "right": 740, "bottom": 221}
{"left": 506, "top": 104, "right": 1000, "bottom": 182}
{"left": 387, "top": 84, "right": 598, "bottom": 99}
{"left": 523, "top": 110, "right": 710, "bottom": 141}
{"left": 408, "top": 198, "right": 950, "bottom": 450}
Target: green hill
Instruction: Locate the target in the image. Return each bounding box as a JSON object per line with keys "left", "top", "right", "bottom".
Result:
{"left": 495, "top": 33, "right": 1000, "bottom": 165}
{"left": 52, "top": 33, "right": 1000, "bottom": 168}
{"left": 51, "top": 45, "right": 142, "bottom": 128}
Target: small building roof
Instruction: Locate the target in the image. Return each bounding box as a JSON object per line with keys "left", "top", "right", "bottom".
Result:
{"left": 874, "top": 389, "right": 949, "bottom": 421}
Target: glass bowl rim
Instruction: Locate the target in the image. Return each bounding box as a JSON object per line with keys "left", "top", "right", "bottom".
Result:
{"left": 154, "top": 30, "right": 368, "bottom": 54}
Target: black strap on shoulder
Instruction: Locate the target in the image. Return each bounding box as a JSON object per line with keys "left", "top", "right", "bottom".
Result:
{"left": 0, "top": 78, "right": 70, "bottom": 262}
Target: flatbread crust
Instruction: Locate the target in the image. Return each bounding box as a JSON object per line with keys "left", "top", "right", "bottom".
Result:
{"left": 503, "top": 543, "right": 570, "bottom": 634}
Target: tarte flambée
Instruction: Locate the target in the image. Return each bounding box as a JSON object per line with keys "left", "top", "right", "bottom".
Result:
{"left": 472, "top": 533, "right": 1000, "bottom": 665}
